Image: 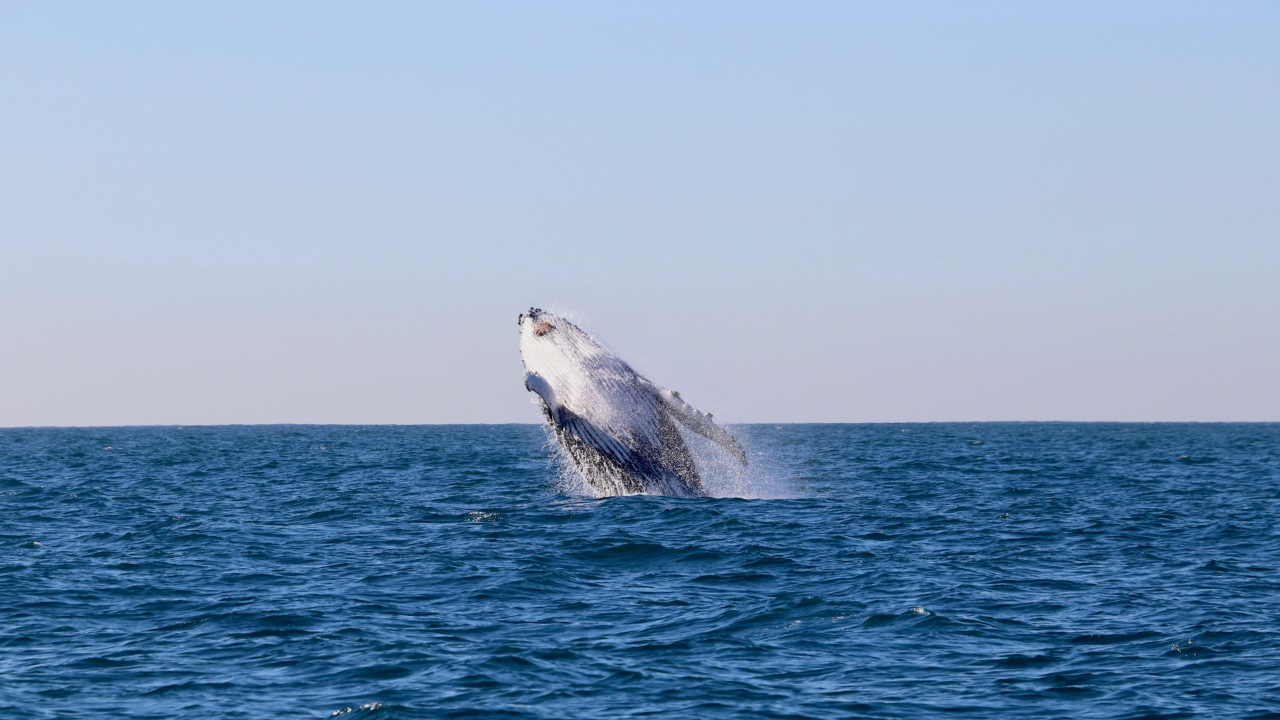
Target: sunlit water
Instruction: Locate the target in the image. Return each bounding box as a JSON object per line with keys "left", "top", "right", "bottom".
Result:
{"left": 2, "top": 423, "right": 1278, "bottom": 719}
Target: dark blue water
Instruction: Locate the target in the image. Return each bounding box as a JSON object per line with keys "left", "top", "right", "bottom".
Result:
{"left": 2, "top": 424, "right": 1278, "bottom": 719}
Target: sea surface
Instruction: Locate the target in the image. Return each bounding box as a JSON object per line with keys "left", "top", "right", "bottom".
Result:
{"left": 2, "top": 423, "right": 1278, "bottom": 719}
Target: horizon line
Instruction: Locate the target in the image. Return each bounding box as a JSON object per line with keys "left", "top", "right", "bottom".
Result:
{"left": 3, "top": 420, "right": 1277, "bottom": 430}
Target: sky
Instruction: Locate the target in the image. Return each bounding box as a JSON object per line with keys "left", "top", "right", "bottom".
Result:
{"left": 1, "top": 1, "right": 1277, "bottom": 425}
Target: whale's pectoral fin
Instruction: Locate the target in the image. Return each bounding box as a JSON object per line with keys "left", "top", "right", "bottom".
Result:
{"left": 524, "top": 371, "right": 552, "bottom": 401}
{"left": 524, "top": 372, "right": 562, "bottom": 421}
{"left": 639, "top": 378, "right": 749, "bottom": 467}
{"left": 526, "top": 372, "right": 634, "bottom": 466}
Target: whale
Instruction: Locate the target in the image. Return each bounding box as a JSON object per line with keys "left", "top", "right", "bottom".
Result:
{"left": 518, "top": 308, "right": 748, "bottom": 497}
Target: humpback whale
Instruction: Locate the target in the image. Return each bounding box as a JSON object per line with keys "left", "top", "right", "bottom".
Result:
{"left": 518, "top": 308, "right": 748, "bottom": 497}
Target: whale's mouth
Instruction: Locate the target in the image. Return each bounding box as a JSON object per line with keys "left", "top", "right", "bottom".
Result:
{"left": 533, "top": 321, "right": 553, "bottom": 336}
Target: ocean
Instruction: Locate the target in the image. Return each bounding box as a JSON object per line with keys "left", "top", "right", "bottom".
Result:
{"left": 2, "top": 423, "right": 1278, "bottom": 719}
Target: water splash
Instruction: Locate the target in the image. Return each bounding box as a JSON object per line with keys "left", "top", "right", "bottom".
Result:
{"left": 542, "top": 419, "right": 798, "bottom": 500}
{"left": 679, "top": 425, "right": 800, "bottom": 499}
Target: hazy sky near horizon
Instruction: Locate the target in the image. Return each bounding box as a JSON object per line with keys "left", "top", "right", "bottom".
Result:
{"left": 2, "top": 1, "right": 1278, "bottom": 425}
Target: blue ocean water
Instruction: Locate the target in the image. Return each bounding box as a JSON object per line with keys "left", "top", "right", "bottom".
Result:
{"left": 2, "top": 423, "right": 1278, "bottom": 719}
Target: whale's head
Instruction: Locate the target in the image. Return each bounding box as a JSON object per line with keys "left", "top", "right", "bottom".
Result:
{"left": 524, "top": 309, "right": 554, "bottom": 337}
{"left": 517, "top": 307, "right": 574, "bottom": 361}
{"left": 517, "top": 307, "right": 554, "bottom": 339}
{"left": 518, "top": 307, "right": 625, "bottom": 382}
{"left": 517, "top": 307, "right": 647, "bottom": 435}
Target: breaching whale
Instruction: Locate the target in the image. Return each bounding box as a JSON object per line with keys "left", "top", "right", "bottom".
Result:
{"left": 518, "top": 308, "right": 748, "bottom": 497}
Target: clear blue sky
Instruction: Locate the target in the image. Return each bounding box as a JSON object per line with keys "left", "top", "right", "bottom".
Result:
{"left": 2, "top": 1, "right": 1277, "bottom": 425}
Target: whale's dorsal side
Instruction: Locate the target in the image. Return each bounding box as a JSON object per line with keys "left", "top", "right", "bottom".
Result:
{"left": 639, "top": 377, "right": 749, "bottom": 467}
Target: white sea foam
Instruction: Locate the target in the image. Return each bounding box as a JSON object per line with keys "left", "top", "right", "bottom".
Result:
{"left": 678, "top": 426, "right": 800, "bottom": 499}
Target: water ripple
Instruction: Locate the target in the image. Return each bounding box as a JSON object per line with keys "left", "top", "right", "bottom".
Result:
{"left": 1, "top": 423, "right": 1278, "bottom": 718}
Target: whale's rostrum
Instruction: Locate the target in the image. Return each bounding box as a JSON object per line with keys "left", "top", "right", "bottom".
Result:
{"left": 518, "top": 308, "right": 747, "bottom": 497}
